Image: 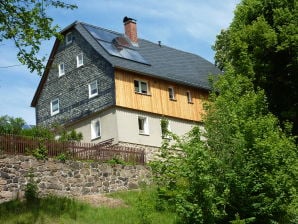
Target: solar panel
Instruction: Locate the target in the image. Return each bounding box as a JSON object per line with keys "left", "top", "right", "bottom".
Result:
{"left": 84, "top": 24, "right": 118, "bottom": 42}
{"left": 83, "top": 24, "right": 149, "bottom": 65}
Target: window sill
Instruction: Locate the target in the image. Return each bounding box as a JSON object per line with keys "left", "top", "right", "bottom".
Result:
{"left": 91, "top": 136, "right": 101, "bottom": 141}
{"left": 51, "top": 112, "right": 59, "bottom": 116}
{"left": 89, "top": 94, "right": 98, "bottom": 99}
{"left": 139, "top": 133, "right": 150, "bottom": 136}
{"left": 135, "top": 92, "right": 151, "bottom": 96}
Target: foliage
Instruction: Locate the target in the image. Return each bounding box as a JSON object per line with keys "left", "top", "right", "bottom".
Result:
{"left": 0, "top": 115, "right": 83, "bottom": 142}
{"left": 0, "top": 189, "right": 177, "bottom": 224}
{"left": 106, "top": 156, "right": 127, "bottom": 165}
{"left": 56, "top": 152, "right": 69, "bottom": 162}
{"left": 136, "top": 184, "right": 155, "bottom": 224}
{"left": 24, "top": 168, "right": 38, "bottom": 202}
{"left": 32, "top": 142, "right": 48, "bottom": 160}
{"left": 0, "top": 115, "right": 25, "bottom": 135}
{"left": 0, "top": 0, "right": 77, "bottom": 75}
{"left": 152, "top": 127, "right": 228, "bottom": 224}
{"left": 161, "top": 117, "right": 170, "bottom": 139}
{"left": 153, "top": 68, "right": 298, "bottom": 223}
{"left": 59, "top": 129, "right": 83, "bottom": 142}
{"left": 205, "top": 69, "right": 298, "bottom": 223}
{"left": 21, "top": 125, "right": 55, "bottom": 139}
{"left": 213, "top": 0, "right": 298, "bottom": 136}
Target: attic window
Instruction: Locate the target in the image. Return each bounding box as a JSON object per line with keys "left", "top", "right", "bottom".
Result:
{"left": 65, "top": 32, "right": 72, "bottom": 45}
{"left": 134, "top": 80, "right": 148, "bottom": 94}
{"left": 88, "top": 80, "right": 98, "bottom": 98}
{"left": 186, "top": 91, "right": 193, "bottom": 103}
{"left": 58, "top": 63, "right": 65, "bottom": 76}
{"left": 76, "top": 53, "right": 84, "bottom": 67}
{"left": 50, "top": 98, "right": 59, "bottom": 116}
{"left": 168, "top": 87, "right": 175, "bottom": 100}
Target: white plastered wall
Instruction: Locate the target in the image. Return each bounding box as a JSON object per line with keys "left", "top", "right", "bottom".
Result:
{"left": 115, "top": 107, "right": 199, "bottom": 147}
{"left": 69, "top": 108, "right": 119, "bottom": 144}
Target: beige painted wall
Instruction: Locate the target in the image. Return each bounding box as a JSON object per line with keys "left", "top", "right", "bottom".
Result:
{"left": 69, "top": 107, "right": 200, "bottom": 147}
{"left": 115, "top": 107, "right": 199, "bottom": 147}
{"left": 69, "top": 108, "right": 119, "bottom": 144}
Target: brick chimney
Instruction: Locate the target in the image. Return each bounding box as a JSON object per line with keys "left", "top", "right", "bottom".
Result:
{"left": 123, "top": 16, "right": 138, "bottom": 45}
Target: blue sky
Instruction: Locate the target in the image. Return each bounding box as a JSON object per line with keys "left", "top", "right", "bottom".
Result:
{"left": 0, "top": 0, "right": 239, "bottom": 125}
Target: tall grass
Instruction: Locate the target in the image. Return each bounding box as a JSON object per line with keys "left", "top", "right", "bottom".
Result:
{"left": 0, "top": 188, "right": 178, "bottom": 224}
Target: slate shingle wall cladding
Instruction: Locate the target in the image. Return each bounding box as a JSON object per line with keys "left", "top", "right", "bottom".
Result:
{"left": 36, "top": 29, "right": 115, "bottom": 126}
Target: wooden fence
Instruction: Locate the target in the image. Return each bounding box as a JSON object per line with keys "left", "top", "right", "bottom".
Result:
{"left": 0, "top": 134, "right": 145, "bottom": 165}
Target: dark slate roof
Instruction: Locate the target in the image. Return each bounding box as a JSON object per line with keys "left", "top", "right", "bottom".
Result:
{"left": 31, "top": 21, "right": 221, "bottom": 107}
{"left": 75, "top": 22, "right": 220, "bottom": 90}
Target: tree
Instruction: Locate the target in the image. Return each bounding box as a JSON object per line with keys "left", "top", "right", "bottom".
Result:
{"left": 0, "top": 0, "right": 77, "bottom": 75}
{"left": 0, "top": 115, "right": 25, "bottom": 135}
{"left": 213, "top": 0, "right": 298, "bottom": 136}
{"left": 152, "top": 68, "right": 298, "bottom": 223}
{"left": 204, "top": 69, "right": 298, "bottom": 223}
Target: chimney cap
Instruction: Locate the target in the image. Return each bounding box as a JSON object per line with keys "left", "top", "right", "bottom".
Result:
{"left": 123, "top": 16, "right": 136, "bottom": 23}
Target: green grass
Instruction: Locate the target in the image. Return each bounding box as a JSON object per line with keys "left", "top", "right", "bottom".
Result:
{"left": 0, "top": 188, "right": 178, "bottom": 224}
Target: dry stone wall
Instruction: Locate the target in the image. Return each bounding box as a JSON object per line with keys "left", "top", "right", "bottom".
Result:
{"left": 0, "top": 155, "right": 151, "bottom": 203}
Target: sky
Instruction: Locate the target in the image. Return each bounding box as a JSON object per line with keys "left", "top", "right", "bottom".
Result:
{"left": 0, "top": 0, "right": 240, "bottom": 125}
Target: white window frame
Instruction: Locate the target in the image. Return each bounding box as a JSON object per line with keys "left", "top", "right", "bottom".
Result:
{"left": 186, "top": 91, "right": 193, "bottom": 103}
{"left": 65, "top": 32, "right": 72, "bottom": 45}
{"left": 50, "top": 98, "right": 59, "bottom": 116}
{"left": 138, "top": 116, "right": 149, "bottom": 135}
{"left": 58, "top": 62, "right": 65, "bottom": 76}
{"left": 134, "top": 80, "right": 148, "bottom": 94}
{"left": 76, "top": 53, "right": 84, "bottom": 68}
{"left": 168, "top": 87, "right": 175, "bottom": 100}
{"left": 161, "top": 118, "right": 172, "bottom": 139}
{"left": 88, "top": 80, "right": 98, "bottom": 98}
{"left": 91, "top": 119, "right": 101, "bottom": 140}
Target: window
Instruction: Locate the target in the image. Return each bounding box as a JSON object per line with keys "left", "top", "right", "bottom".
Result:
{"left": 88, "top": 81, "right": 98, "bottom": 98}
{"left": 76, "top": 53, "right": 84, "bottom": 67}
{"left": 51, "top": 98, "right": 59, "bottom": 116}
{"left": 91, "top": 119, "right": 101, "bottom": 139}
{"left": 186, "top": 91, "right": 193, "bottom": 103}
{"left": 138, "top": 116, "right": 149, "bottom": 135}
{"left": 168, "top": 87, "right": 175, "bottom": 100}
{"left": 134, "top": 80, "right": 148, "bottom": 94}
{"left": 65, "top": 32, "right": 72, "bottom": 45}
{"left": 161, "top": 118, "right": 171, "bottom": 139}
{"left": 58, "top": 63, "right": 65, "bottom": 76}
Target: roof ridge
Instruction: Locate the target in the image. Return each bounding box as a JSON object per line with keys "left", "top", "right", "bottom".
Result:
{"left": 139, "top": 38, "right": 209, "bottom": 62}
{"left": 77, "top": 21, "right": 123, "bottom": 36}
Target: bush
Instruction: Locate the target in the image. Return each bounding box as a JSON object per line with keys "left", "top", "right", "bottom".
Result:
{"left": 25, "top": 168, "right": 38, "bottom": 202}
{"left": 153, "top": 70, "right": 298, "bottom": 224}
{"left": 32, "top": 143, "right": 48, "bottom": 160}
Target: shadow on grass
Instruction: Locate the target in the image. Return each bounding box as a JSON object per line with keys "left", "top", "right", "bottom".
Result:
{"left": 0, "top": 196, "right": 85, "bottom": 223}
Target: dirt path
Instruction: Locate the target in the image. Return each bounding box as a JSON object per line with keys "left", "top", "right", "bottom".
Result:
{"left": 75, "top": 194, "right": 127, "bottom": 208}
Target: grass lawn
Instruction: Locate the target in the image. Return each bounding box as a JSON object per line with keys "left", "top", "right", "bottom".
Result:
{"left": 0, "top": 188, "right": 178, "bottom": 224}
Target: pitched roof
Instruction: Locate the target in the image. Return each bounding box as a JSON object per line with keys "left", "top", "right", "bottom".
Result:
{"left": 31, "top": 21, "right": 220, "bottom": 107}
{"left": 77, "top": 22, "right": 220, "bottom": 89}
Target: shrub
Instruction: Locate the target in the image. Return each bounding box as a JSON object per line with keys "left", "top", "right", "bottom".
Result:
{"left": 25, "top": 168, "right": 38, "bottom": 202}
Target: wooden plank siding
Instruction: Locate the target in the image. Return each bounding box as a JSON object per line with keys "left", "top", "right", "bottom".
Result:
{"left": 114, "top": 69, "right": 208, "bottom": 122}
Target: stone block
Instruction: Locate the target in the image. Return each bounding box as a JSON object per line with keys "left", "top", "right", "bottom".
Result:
{"left": 128, "top": 182, "right": 138, "bottom": 190}
{"left": 0, "top": 171, "right": 10, "bottom": 179}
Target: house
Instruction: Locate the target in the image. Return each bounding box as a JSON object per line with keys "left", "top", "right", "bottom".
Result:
{"left": 31, "top": 17, "right": 220, "bottom": 158}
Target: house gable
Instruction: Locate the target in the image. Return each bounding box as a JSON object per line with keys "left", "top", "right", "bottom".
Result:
{"left": 34, "top": 28, "right": 115, "bottom": 126}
